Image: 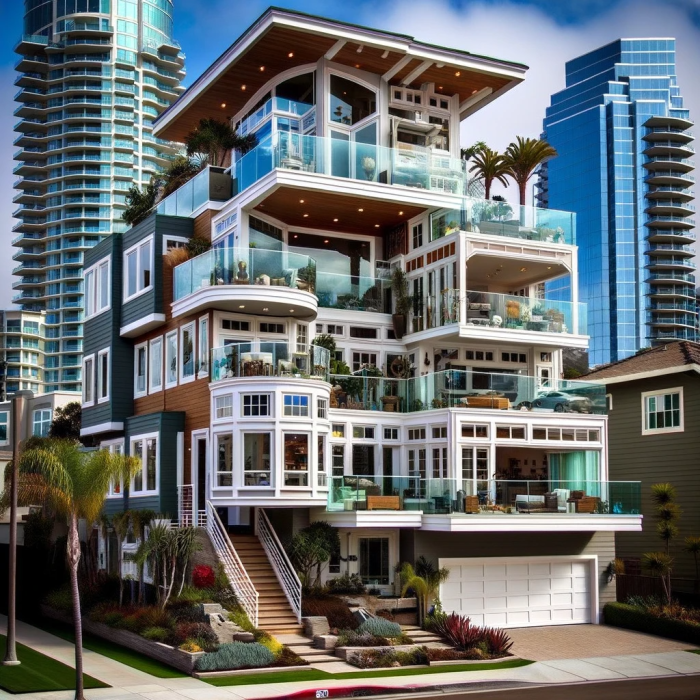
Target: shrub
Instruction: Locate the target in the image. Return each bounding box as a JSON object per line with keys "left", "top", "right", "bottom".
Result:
{"left": 211, "top": 585, "right": 239, "bottom": 611}
{"left": 481, "top": 627, "right": 513, "bottom": 656}
{"left": 357, "top": 617, "right": 403, "bottom": 638}
{"left": 255, "top": 631, "right": 284, "bottom": 656}
{"left": 424, "top": 647, "right": 484, "bottom": 662}
{"left": 171, "top": 585, "right": 214, "bottom": 605}
{"left": 326, "top": 573, "right": 366, "bottom": 594}
{"left": 192, "top": 565, "right": 216, "bottom": 589}
{"left": 432, "top": 613, "right": 484, "bottom": 651}
{"left": 171, "top": 622, "right": 219, "bottom": 651}
{"left": 302, "top": 596, "right": 358, "bottom": 630}
{"left": 228, "top": 607, "right": 256, "bottom": 632}
{"left": 195, "top": 642, "right": 275, "bottom": 671}
{"left": 336, "top": 630, "right": 389, "bottom": 648}
{"left": 45, "top": 586, "right": 73, "bottom": 613}
{"left": 180, "top": 641, "right": 203, "bottom": 653}
{"left": 142, "top": 626, "right": 170, "bottom": 643}
{"left": 273, "top": 647, "right": 309, "bottom": 667}
{"left": 350, "top": 647, "right": 428, "bottom": 669}
{"left": 170, "top": 604, "right": 207, "bottom": 624}
{"left": 604, "top": 602, "right": 700, "bottom": 644}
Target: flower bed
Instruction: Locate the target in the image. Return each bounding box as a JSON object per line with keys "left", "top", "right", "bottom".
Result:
{"left": 425, "top": 613, "right": 514, "bottom": 658}
{"left": 604, "top": 602, "right": 700, "bottom": 644}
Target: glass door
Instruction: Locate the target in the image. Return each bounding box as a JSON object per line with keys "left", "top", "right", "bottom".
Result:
{"left": 359, "top": 537, "right": 389, "bottom": 585}
{"left": 461, "top": 446, "right": 489, "bottom": 502}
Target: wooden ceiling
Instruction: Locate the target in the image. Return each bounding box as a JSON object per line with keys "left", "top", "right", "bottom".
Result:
{"left": 254, "top": 186, "right": 426, "bottom": 236}
{"left": 156, "top": 22, "right": 519, "bottom": 142}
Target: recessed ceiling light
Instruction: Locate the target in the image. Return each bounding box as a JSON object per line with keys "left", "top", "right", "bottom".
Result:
{"left": 239, "top": 304, "right": 245, "bottom": 308}
{"left": 374, "top": 224, "right": 380, "bottom": 228}
{"left": 455, "top": 71, "right": 461, "bottom": 77}
{"left": 324, "top": 239, "right": 329, "bottom": 243}
{"left": 288, "top": 51, "right": 294, "bottom": 58}
{"left": 293, "top": 234, "right": 298, "bottom": 239}
{"left": 259, "top": 66, "right": 265, "bottom": 71}
{"left": 355, "top": 64, "right": 361, "bottom": 68}
{"left": 289, "top": 309, "right": 295, "bottom": 312}
{"left": 547, "top": 266, "right": 552, "bottom": 269}
{"left": 358, "top": 208, "right": 363, "bottom": 212}
{"left": 438, "top": 86, "right": 443, "bottom": 90}
{"left": 263, "top": 307, "right": 269, "bottom": 311}
{"left": 399, "top": 211, "right": 404, "bottom": 215}
{"left": 220, "top": 102, "right": 226, "bottom": 108}
{"left": 333, "top": 218, "right": 338, "bottom": 222}
{"left": 303, "top": 213, "right": 309, "bottom": 218}
{"left": 520, "top": 267, "right": 527, "bottom": 272}
{"left": 241, "top": 84, "right": 246, "bottom": 90}
{"left": 471, "top": 89, "right": 478, "bottom": 95}
{"left": 299, "top": 199, "right": 304, "bottom": 203}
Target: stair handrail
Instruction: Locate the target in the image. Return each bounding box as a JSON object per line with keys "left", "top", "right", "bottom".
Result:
{"left": 256, "top": 508, "right": 302, "bottom": 623}
{"left": 206, "top": 501, "right": 258, "bottom": 626}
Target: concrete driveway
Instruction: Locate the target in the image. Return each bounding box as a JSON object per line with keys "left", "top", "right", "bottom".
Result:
{"left": 507, "top": 624, "right": 699, "bottom": 661}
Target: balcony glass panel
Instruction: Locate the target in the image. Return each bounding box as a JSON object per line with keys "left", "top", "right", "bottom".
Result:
{"left": 174, "top": 247, "right": 315, "bottom": 301}
{"left": 211, "top": 342, "right": 330, "bottom": 382}
{"left": 316, "top": 273, "right": 390, "bottom": 313}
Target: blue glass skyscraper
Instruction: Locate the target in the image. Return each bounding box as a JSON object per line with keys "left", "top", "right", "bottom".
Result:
{"left": 539, "top": 39, "right": 696, "bottom": 366}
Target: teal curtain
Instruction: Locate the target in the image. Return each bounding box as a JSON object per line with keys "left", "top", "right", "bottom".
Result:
{"left": 549, "top": 451, "right": 600, "bottom": 493}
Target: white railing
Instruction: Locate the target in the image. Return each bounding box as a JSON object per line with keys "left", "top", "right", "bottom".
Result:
{"left": 205, "top": 501, "right": 258, "bottom": 626}
{"left": 256, "top": 508, "right": 302, "bottom": 623}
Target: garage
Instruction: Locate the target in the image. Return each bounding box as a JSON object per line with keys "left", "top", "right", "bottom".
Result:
{"left": 439, "top": 556, "right": 597, "bottom": 628}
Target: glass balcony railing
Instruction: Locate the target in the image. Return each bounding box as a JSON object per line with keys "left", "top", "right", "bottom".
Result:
{"left": 316, "top": 272, "right": 391, "bottom": 313}
{"left": 329, "top": 369, "right": 606, "bottom": 414}
{"left": 430, "top": 202, "right": 575, "bottom": 245}
{"left": 234, "top": 132, "right": 467, "bottom": 196}
{"left": 328, "top": 477, "right": 640, "bottom": 515}
{"left": 211, "top": 342, "right": 330, "bottom": 382}
{"left": 156, "top": 166, "right": 231, "bottom": 218}
{"left": 174, "top": 247, "right": 316, "bottom": 301}
{"left": 408, "top": 290, "right": 587, "bottom": 335}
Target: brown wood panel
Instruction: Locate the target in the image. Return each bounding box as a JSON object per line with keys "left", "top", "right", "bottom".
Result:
{"left": 332, "top": 43, "right": 403, "bottom": 74}
{"left": 398, "top": 65, "right": 510, "bottom": 98}
{"left": 390, "top": 57, "right": 424, "bottom": 85}
{"left": 193, "top": 210, "right": 213, "bottom": 243}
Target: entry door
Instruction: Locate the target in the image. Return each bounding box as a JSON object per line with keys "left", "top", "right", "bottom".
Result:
{"left": 359, "top": 537, "right": 390, "bottom": 585}
{"left": 194, "top": 435, "right": 207, "bottom": 526}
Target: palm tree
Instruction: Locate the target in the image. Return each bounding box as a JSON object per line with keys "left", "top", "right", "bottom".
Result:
{"left": 13, "top": 440, "right": 139, "bottom": 700}
{"left": 467, "top": 146, "right": 510, "bottom": 200}
{"left": 160, "top": 155, "right": 202, "bottom": 198}
{"left": 185, "top": 118, "right": 257, "bottom": 168}
{"left": 129, "top": 509, "right": 156, "bottom": 605}
{"left": 503, "top": 136, "right": 557, "bottom": 206}
{"left": 400, "top": 556, "right": 450, "bottom": 625}
{"left": 111, "top": 511, "right": 131, "bottom": 607}
{"left": 642, "top": 551, "right": 673, "bottom": 605}
{"left": 460, "top": 141, "right": 487, "bottom": 162}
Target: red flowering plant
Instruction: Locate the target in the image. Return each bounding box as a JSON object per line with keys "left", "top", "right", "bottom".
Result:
{"left": 192, "top": 564, "right": 216, "bottom": 589}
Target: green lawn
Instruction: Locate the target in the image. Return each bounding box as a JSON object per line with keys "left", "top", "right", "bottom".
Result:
{"left": 688, "top": 650, "right": 700, "bottom": 655}
{"left": 31, "top": 618, "right": 187, "bottom": 679}
{"left": 0, "top": 634, "right": 108, "bottom": 694}
{"left": 203, "top": 658, "right": 533, "bottom": 687}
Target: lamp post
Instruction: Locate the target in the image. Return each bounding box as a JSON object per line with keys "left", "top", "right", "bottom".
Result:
{"left": 3, "top": 387, "right": 31, "bottom": 667}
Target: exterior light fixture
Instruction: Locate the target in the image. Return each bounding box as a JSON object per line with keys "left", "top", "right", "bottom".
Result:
{"left": 333, "top": 218, "right": 339, "bottom": 222}
{"left": 288, "top": 52, "right": 294, "bottom": 58}
{"left": 358, "top": 208, "right": 363, "bottom": 212}
{"left": 299, "top": 199, "right": 304, "bottom": 203}
{"left": 455, "top": 71, "right": 461, "bottom": 77}
{"left": 520, "top": 267, "right": 527, "bottom": 272}
{"left": 303, "top": 213, "right": 309, "bottom": 218}
{"left": 324, "top": 239, "right": 329, "bottom": 243}
{"left": 263, "top": 307, "right": 269, "bottom": 311}
{"left": 374, "top": 224, "right": 380, "bottom": 228}
{"left": 259, "top": 66, "right": 265, "bottom": 71}
{"left": 399, "top": 211, "right": 404, "bottom": 215}
{"left": 241, "top": 85, "right": 246, "bottom": 90}
{"left": 239, "top": 304, "right": 245, "bottom": 308}
{"left": 220, "top": 102, "right": 226, "bottom": 108}
{"left": 289, "top": 309, "right": 295, "bottom": 313}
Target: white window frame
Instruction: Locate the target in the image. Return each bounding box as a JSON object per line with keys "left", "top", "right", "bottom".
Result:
{"left": 283, "top": 394, "right": 310, "bottom": 417}
{"left": 123, "top": 235, "right": 153, "bottom": 302}
{"left": 103, "top": 439, "right": 125, "bottom": 498}
{"left": 130, "top": 432, "right": 159, "bottom": 495}
{"left": 317, "top": 397, "right": 328, "bottom": 419}
{"left": 162, "top": 235, "right": 189, "bottom": 255}
{"left": 215, "top": 394, "right": 233, "bottom": 419}
{"left": 383, "top": 427, "right": 398, "bottom": 440}
{"left": 0, "top": 411, "right": 10, "bottom": 445}
{"left": 82, "top": 353, "right": 95, "bottom": 407}
{"left": 242, "top": 393, "right": 271, "bottom": 417}
{"left": 32, "top": 408, "right": 52, "bottom": 437}
{"left": 165, "top": 330, "right": 178, "bottom": 389}
{"left": 97, "top": 348, "right": 110, "bottom": 404}
{"left": 134, "top": 342, "right": 148, "bottom": 398}
{"left": 180, "top": 322, "right": 196, "bottom": 384}
{"left": 85, "top": 258, "right": 111, "bottom": 320}
{"left": 642, "top": 387, "right": 684, "bottom": 435}
{"left": 149, "top": 336, "right": 163, "bottom": 394}
{"left": 198, "top": 315, "right": 209, "bottom": 377}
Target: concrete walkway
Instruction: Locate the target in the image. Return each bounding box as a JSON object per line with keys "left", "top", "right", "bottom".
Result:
{"left": 2, "top": 616, "right": 700, "bottom": 700}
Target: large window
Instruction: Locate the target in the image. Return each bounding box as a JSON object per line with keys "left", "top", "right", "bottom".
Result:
{"left": 216, "top": 434, "right": 232, "bottom": 486}
{"left": 32, "top": 409, "right": 52, "bottom": 437}
{"left": 283, "top": 394, "right": 309, "bottom": 417}
{"left": 643, "top": 388, "right": 683, "bottom": 434}
{"left": 330, "top": 75, "right": 376, "bottom": 125}
{"left": 0, "top": 411, "right": 9, "bottom": 444}
{"left": 243, "top": 394, "right": 270, "bottom": 417}
{"left": 359, "top": 537, "right": 389, "bottom": 585}
{"left": 84, "top": 258, "right": 110, "bottom": 319}
{"left": 318, "top": 435, "right": 327, "bottom": 486}
{"left": 131, "top": 435, "right": 158, "bottom": 494}
{"left": 244, "top": 433, "right": 271, "bottom": 485}
{"left": 165, "top": 331, "right": 177, "bottom": 388}
{"left": 82, "top": 354, "right": 95, "bottom": 406}
{"left": 180, "top": 322, "right": 195, "bottom": 382}
{"left": 462, "top": 447, "right": 489, "bottom": 493}
{"left": 284, "top": 433, "right": 309, "bottom": 486}
{"left": 124, "top": 237, "right": 152, "bottom": 301}
{"left": 215, "top": 395, "right": 233, "bottom": 419}
{"left": 97, "top": 349, "right": 109, "bottom": 403}
{"left": 104, "top": 440, "right": 124, "bottom": 497}
{"left": 149, "top": 337, "right": 163, "bottom": 393}
{"left": 134, "top": 343, "right": 147, "bottom": 397}
{"left": 198, "top": 316, "right": 209, "bottom": 377}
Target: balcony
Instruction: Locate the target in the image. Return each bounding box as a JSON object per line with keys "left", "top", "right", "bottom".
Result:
{"left": 172, "top": 247, "right": 318, "bottom": 320}
{"left": 408, "top": 290, "right": 586, "bottom": 337}
{"left": 234, "top": 132, "right": 467, "bottom": 198}
{"left": 211, "top": 342, "right": 330, "bottom": 382}
{"left": 155, "top": 165, "right": 232, "bottom": 218}
{"left": 317, "top": 273, "right": 391, "bottom": 313}
{"left": 328, "top": 368, "right": 606, "bottom": 415}
{"left": 325, "top": 477, "right": 641, "bottom": 531}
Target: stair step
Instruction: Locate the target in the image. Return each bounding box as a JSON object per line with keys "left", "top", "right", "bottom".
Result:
{"left": 299, "top": 654, "right": 338, "bottom": 663}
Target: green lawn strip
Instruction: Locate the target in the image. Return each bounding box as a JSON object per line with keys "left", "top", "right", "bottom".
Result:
{"left": 0, "top": 634, "right": 108, "bottom": 694}
{"left": 30, "top": 618, "right": 187, "bottom": 679}
{"left": 687, "top": 650, "right": 700, "bottom": 655}
{"left": 203, "top": 658, "right": 533, "bottom": 687}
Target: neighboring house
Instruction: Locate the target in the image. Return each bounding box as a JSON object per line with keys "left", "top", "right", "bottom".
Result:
{"left": 81, "top": 7, "right": 642, "bottom": 634}
{"left": 584, "top": 341, "right": 700, "bottom": 591}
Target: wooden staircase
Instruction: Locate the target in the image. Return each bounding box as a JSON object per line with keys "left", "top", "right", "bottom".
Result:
{"left": 228, "top": 533, "right": 302, "bottom": 635}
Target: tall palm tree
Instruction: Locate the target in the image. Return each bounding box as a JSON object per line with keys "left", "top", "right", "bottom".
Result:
{"left": 185, "top": 118, "right": 257, "bottom": 168}
{"left": 400, "top": 556, "right": 450, "bottom": 625}
{"left": 503, "top": 136, "right": 557, "bottom": 206}
{"left": 11, "top": 440, "right": 139, "bottom": 700}
{"left": 467, "top": 146, "right": 510, "bottom": 200}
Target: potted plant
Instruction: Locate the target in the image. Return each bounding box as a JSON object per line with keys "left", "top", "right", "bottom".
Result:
{"left": 391, "top": 267, "right": 412, "bottom": 340}
{"left": 361, "top": 155, "right": 376, "bottom": 180}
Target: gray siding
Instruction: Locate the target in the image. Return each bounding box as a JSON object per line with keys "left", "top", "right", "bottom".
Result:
{"left": 607, "top": 373, "right": 700, "bottom": 588}
{"left": 402, "top": 530, "right": 616, "bottom": 614}
{"left": 121, "top": 215, "right": 193, "bottom": 328}
{"left": 82, "top": 234, "right": 133, "bottom": 430}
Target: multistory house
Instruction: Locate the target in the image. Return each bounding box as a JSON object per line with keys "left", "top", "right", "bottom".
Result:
{"left": 12, "top": 0, "right": 185, "bottom": 393}
{"left": 539, "top": 39, "right": 697, "bottom": 366}
{"left": 82, "top": 8, "right": 642, "bottom": 634}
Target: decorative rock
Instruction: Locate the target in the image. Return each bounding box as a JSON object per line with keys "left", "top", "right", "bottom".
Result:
{"left": 313, "top": 634, "right": 338, "bottom": 650}
{"left": 352, "top": 608, "right": 372, "bottom": 625}
{"left": 303, "top": 616, "right": 330, "bottom": 637}
{"left": 201, "top": 603, "right": 225, "bottom": 615}
{"left": 232, "top": 632, "right": 256, "bottom": 643}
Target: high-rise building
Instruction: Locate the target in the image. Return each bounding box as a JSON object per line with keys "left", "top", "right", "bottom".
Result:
{"left": 0, "top": 310, "right": 45, "bottom": 395}
{"left": 12, "top": 0, "right": 185, "bottom": 393}
{"left": 539, "top": 39, "right": 696, "bottom": 366}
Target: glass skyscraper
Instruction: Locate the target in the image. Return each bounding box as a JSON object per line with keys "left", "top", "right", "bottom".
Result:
{"left": 12, "top": 0, "right": 184, "bottom": 392}
{"left": 539, "top": 39, "right": 696, "bottom": 366}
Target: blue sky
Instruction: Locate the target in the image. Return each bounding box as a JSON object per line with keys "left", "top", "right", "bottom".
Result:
{"left": 1, "top": 0, "right": 699, "bottom": 306}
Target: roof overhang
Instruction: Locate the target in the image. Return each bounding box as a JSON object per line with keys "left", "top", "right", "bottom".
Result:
{"left": 586, "top": 363, "right": 700, "bottom": 386}
{"left": 154, "top": 7, "right": 527, "bottom": 142}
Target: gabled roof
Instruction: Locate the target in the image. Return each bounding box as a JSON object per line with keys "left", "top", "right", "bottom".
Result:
{"left": 154, "top": 6, "right": 527, "bottom": 142}
{"left": 583, "top": 341, "right": 700, "bottom": 383}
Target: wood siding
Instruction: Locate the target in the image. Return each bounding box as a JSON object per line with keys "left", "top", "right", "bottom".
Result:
{"left": 607, "top": 373, "right": 700, "bottom": 588}
{"left": 401, "top": 530, "right": 617, "bottom": 613}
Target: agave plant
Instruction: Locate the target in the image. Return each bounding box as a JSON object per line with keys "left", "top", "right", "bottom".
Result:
{"left": 432, "top": 613, "right": 483, "bottom": 650}
{"left": 482, "top": 627, "right": 513, "bottom": 656}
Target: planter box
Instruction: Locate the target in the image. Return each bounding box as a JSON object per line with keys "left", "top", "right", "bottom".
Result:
{"left": 40, "top": 605, "right": 204, "bottom": 674}
{"left": 337, "top": 595, "right": 417, "bottom": 612}
{"left": 194, "top": 665, "right": 312, "bottom": 679}
{"left": 335, "top": 644, "right": 416, "bottom": 661}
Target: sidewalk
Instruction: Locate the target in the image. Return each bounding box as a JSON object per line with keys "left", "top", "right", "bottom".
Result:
{"left": 2, "top": 616, "right": 700, "bottom": 700}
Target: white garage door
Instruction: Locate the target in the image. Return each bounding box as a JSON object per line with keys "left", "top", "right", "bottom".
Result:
{"left": 439, "top": 556, "right": 595, "bottom": 628}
